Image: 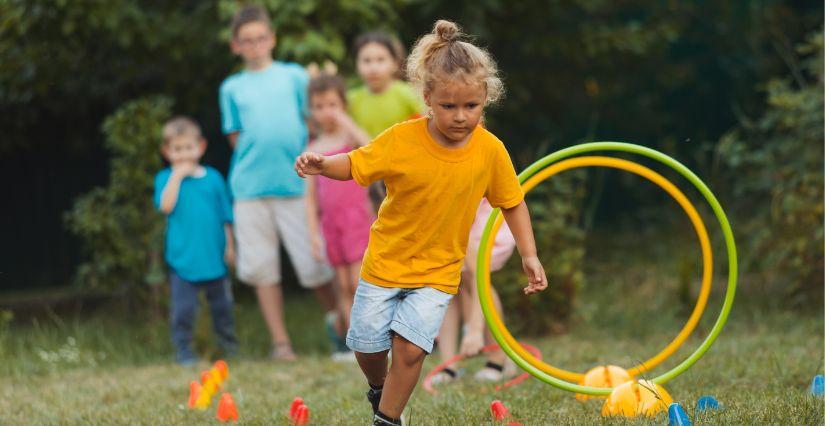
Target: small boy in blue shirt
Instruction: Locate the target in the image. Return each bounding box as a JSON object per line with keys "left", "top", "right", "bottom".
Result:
{"left": 154, "top": 116, "right": 238, "bottom": 365}
{"left": 219, "top": 5, "right": 337, "bottom": 360}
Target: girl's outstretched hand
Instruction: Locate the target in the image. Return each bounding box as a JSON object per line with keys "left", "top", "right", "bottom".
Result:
{"left": 459, "top": 329, "right": 484, "bottom": 357}
{"left": 521, "top": 256, "right": 548, "bottom": 295}
{"left": 295, "top": 152, "right": 325, "bottom": 178}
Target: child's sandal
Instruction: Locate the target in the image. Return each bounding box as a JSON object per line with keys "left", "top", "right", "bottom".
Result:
{"left": 269, "top": 342, "right": 297, "bottom": 361}
{"left": 473, "top": 361, "right": 504, "bottom": 382}
{"left": 430, "top": 367, "right": 460, "bottom": 385}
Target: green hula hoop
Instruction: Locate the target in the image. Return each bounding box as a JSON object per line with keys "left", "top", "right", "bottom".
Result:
{"left": 477, "top": 142, "right": 738, "bottom": 395}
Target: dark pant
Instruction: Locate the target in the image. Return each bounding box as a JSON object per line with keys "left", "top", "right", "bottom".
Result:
{"left": 170, "top": 272, "right": 237, "bottom": 362}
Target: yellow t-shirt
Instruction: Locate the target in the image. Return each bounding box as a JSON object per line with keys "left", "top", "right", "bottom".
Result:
{"left": 348, "top": 118, "right": 524, "bottom": 294}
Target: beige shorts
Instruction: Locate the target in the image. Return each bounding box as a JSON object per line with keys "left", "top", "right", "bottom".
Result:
{"left": 234, "top": 197, "right": 333, "bottom": 288}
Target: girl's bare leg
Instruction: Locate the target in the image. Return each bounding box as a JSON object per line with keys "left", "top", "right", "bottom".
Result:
{"left": 437, "top": 296, "right": 460, "bottom": 363}
{"left": 378, "top": 334, "right": 427, "bottom": 418}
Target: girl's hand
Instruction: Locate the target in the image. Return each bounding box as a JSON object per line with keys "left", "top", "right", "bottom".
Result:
{"left": 521, "top": 256, "right": 548, "bottom": 295}
{"left": 459, "top": 330, "right": 485, "bottom": 357}
{"left": 310, "top": 234, "right": 324, "bottom": 261}
{"left": 295, "top": 152, "right": 325, "bottom": 177}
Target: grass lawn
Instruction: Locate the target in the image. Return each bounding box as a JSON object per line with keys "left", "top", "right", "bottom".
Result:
{"left": 2, "top": 237, "right": 823, "bottom": 424}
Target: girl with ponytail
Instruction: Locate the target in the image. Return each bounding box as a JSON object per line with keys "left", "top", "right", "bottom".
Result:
{"left": 296, "top": 20, "right": 549, "bottom": 425}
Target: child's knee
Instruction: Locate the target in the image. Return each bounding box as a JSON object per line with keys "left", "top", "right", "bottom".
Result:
{"left": 392, "top": 335, "right": 426, "bottom": 365}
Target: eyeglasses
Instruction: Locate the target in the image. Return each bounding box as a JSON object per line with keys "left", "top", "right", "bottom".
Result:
{"left": 237, "top": 35, "right": 270, "bottom": 47}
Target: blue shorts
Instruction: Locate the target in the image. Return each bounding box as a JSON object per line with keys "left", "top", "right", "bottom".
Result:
{"left": 346, "top": 279, "right": 453, "bottom": 354}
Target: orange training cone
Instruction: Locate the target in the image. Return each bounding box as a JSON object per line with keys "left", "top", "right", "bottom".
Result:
{"left": 215, "top": 360, "right": 229, "bottom": 381}
{"left": 187, "top": 381, "right": 202, "bottom": 409}
{"left": 601, "top": 379, "right": 673, "bottom": 418}
{"left": 576, "top": 365, "right": 633, "bottom": 401}
{"left": 216, "top": 393, "right": 239, "bottom": 422}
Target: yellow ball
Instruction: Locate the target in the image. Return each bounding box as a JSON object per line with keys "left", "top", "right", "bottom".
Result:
{"left": 575, "top": 365, "right": 633, "bottom": 401}
{"left": 601, "top": 379, "right": 673, "bottom": 417}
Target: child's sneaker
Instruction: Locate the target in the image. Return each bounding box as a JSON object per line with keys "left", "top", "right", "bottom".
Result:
{"left": 373, "top": 411, "right": 404, "bottom": 426}
{"left": 331, "top": 350, "right": 357, "bottom": 363}
{"left": 175, "top": 348, "right": 199, "bottom": 366}
{"left": 366, "top": 386, "right": 382, "bottom": 415}
{"left": 176, "top": 356, "right": 199, "bottom": 367}
{"left": 325, "top": 311, "right": 346, "bottom": 351}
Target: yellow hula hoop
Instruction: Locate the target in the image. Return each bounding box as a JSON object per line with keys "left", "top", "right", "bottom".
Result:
{"left": 480, "top": 156, "right": 713, "bottom": 382}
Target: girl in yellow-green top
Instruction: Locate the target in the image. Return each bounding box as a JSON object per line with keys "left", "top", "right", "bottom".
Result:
{"left": 349, "top": 32, "right": 425, "bottom": 211}
{"left": 295, "top": 20, "right": 549, "bottom": 426}
{"left": 349, "top": 31, "right": 425, "bottom": 138}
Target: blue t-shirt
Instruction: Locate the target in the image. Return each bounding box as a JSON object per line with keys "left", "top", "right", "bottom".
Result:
{"left": 219, "top": 61, "right": 309, "bottom": 200}
{"left": 154, "top": 166, "right": 233, "bottom": 282}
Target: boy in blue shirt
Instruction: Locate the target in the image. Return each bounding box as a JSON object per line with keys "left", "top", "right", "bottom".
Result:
{"left": 154, "top": 116, "right": 238, "bottom": 365}
{"left": 219, "top": 5, "right": 337, "bottom": 361}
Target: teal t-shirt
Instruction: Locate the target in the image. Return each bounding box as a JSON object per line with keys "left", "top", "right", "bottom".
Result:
{"left": 219, "top": 61, "right": 309, "bottom": 200}
{"left": 154, "top": 166, "right": 233, "bottom": 282}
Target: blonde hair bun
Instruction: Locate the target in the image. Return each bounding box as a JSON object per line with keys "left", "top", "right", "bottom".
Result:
{"left": 434, "top": 20, "right": 459, "bottom": 43}
{"left": 406, "top": 19, "right": 504, "bottom": 105}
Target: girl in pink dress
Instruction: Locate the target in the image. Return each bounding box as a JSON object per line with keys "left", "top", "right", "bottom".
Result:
{"left": 433, "top": 199, "right": 517, "bottom": 384}
{"left": 305, "top": 72, "right": 374, "bottom": 355}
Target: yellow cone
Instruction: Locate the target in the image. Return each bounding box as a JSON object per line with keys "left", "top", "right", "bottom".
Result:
{"left": 209, "top": 367, "right": 224, "bottom": 386}
{"left": 195, "top": 385, "right": 213, "bottom": 409}
{"left": 601, "top": 380, "right": 673, "bottom": 417}
{"left": 576, "top": 365, "right": 633, "bottom": 401}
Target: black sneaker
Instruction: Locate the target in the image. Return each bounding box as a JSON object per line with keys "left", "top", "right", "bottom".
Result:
{"left": 366, "top": 387, "right": 382, "bottom": 415}
{"left": 373, "top": 411, "right": 403, "bottom": 426}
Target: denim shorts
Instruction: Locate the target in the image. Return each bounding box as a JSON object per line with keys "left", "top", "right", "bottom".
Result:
{"left": 346, "top": 279, "right": 453, "bottom": 354}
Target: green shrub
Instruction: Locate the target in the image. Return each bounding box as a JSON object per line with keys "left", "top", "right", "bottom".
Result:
{"left": 717, "top": 31, "right": 823, "bottom": 301}
{"left": 65, "top": 96, "right": 172, "bottom": 294}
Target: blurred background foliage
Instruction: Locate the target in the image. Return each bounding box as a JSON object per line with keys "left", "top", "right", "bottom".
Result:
{"left": 0, "top": 0, "right": 821, "bottom": 316}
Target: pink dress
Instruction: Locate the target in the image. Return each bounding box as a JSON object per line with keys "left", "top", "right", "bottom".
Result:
{"left": 316, "top": 145, "right": 374, "bottom": 266}
{"left": 466, "top": 199, "right": 516, "bottom": 272}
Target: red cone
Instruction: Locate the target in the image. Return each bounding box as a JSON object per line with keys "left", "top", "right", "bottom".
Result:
{"left": 491, "top": 400, "right": 509, "bottom": 421}
{"left": 215, "top": 393, "right": 239, "bottom": 422}
{"left": 187, "top": 381, "right": 202, "bottom": 409}
{"left": 293, "top": 404, "right": 310, "bottom": 426}
{"left": 289, "top": 397, "right": 304, "bottom": 420}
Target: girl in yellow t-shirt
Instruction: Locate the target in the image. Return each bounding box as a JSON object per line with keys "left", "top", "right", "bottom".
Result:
{"left": 295, "top": 20, "right": 548, "bottom": 426}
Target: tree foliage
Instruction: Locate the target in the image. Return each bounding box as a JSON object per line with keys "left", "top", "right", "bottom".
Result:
{"left": 717, "top": 31, "right": 823, "bottom": 300}
{"left": 1, "top": 0, "right": 821, "bottom": 306}
{"left": 64, "top": 96, "right": 171, "bottom": 292}
{"left": 495, "top": 170, "right": 588, "bottom": 335}
{"left": 217, "top": 0, "right": 408, "bottom": 66}
{"left": 0, "top": 1, "right": 230, "bottom": 153}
